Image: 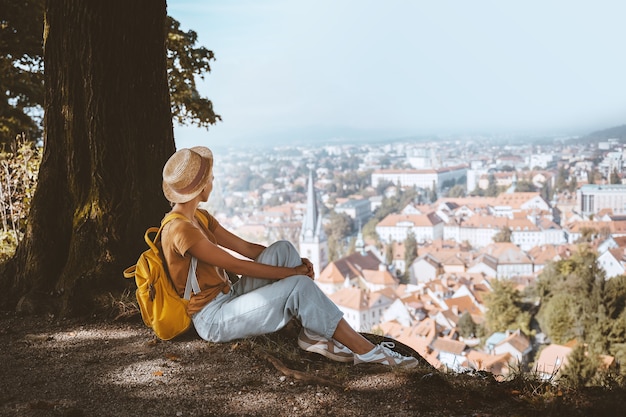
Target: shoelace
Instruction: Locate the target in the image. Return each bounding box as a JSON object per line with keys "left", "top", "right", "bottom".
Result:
{"left": 380, "top": 341, "right": 405, "bottom": 358}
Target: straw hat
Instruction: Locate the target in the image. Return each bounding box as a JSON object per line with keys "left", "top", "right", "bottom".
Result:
{"left": 162, "top": 147, "right": 213, "bottom": 203}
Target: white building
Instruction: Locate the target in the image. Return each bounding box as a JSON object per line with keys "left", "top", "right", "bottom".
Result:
{"left": 376, "top": 212, "right": 444, "bottom": 244}
{"left": 409, "top": 254, "right": 441, "bottom": 284}
{"left": 526, "top": 153, "right": 556, "bottom": 169}
{"left": 577, "top": 184, "right": 626, "bottom": 218}
{"left": 444, "top": 215, "right": 508, "bottom": 248}
{"left": 597, "top": 248, "right": 626, "bottom": 279}
{"left": 371, "top": 165, "right": 468, "bottom": 192}
{"left": 334, "top": 198, "right": 372, "bottom": 226}
{"left": 329, "top": 287, "right": 396, "bottom": 332}
{"left": 468, "top": 243, "right": 534, "bottom": 279}
{"left": 490, "top": 192, "right": 552, "bottom": 219}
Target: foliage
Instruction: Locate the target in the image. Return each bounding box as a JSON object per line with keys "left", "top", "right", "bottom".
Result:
{"left": 361, "top": 217, "right": 380, "bottom": 241}
{"left": 329, "top": 170, "right": 371, "bottom": 198}
{"left": 324, "top": 211, "right": 354, "bottom": 262}
{"left": 468, "top": 186, "right": 484, "bottom": 197}
{"left": 166, "top": 16, "right": 221, "bottom": 128}
{"left": 384, "top": 243, "right": 393, "bottom": 265}
{"left": 604, "top": 275, "right": 626, "bottom": 320}
{"left": 0, "top": 0, "right": 45, "bottom": 147}
{"left": 603, "top": 276, "right": 626, "bottom": 365}
{"left": 484, "top": 279, "right": 531, "bottom": 335}
{"left": 447, "top": 184, "right": 466, "bottom": 198}
{"left": 374, "top": 179, "right": 394, "bottom": 195}
{"left": 324, "top": 211, "right": 354, "bottom": 242}
{"left": 0, "top": 1, "right": 220, "bottom": 147}
{"left": 457, "top": 311, "right": 478, "bottom": 338}
{"left": 560, "top": 344, "right": 600, "bottom": 388}
{"left": 361, "top": 187, "right": 419, "bottom": 243}
{"left": 374, "top": 188, "right": 418, "bottom": 222}
{"left": 427, "top": 181, "right": 437, "bottom": 202}
{"left": 554, "top": 166, "right": 582, "bottom": 197}
{"left": 514, "top": 179, "right": 536, "bottom": 192}
{"left": 606, "top": 310, "right": 626, "bottom": 371}
{"left": 537, "top": 292, "right": 578, "bottom": 344}
{"left": 575, "top": 226, "right": 610, "bottom": 243}
{"left": 402, "top": 231, "right": 417, "bottom": 283}
{"left": 555, "top": 165, "right": 569, "bottom": 192}
{"left": 587, "top": 168, "right": 602, "bottom": 184}
{"left": 534, "top": 248, "right": 626, "bottom": 375}
{"left": 568, "top": 176, "right": 578, "bottom": 193}
{"left": 539, "top": 181, "right": 553, "bottom": 202}
{"left": 227, "top": 165, "right": 265, "bottom": 194}
{"left": 485, "top": 173, "right": 499, "bottom": 197}
{"left": 0, "top": 135, "right": 41, "bottom": 260}
{"left": 492, "top": 226, "right": 512, "bottom": 243}
{"left": 610, "top": 168, "right": 621, "bottom": 184}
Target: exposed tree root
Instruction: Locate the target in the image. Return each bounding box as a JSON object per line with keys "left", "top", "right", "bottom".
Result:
{"left": 258, "top": 350, "right": 343, "bottom": 389}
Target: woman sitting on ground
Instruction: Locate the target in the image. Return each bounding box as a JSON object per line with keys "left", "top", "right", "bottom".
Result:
{"left": 160, "top": 146, "right": 418, "bottom": 368}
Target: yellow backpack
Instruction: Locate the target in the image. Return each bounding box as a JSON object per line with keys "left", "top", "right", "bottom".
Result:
{"left": 123, "top": 211, "right": 208, "bottom": 340}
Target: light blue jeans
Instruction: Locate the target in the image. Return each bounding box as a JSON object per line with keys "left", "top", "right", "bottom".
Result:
{"left": 192, "top": 240, "right": 344, "bottom": 342}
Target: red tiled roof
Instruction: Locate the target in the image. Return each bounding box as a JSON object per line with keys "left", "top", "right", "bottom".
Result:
{"left": 378, "top": 212, "right": 443, "bottom": 227}
{"left": 328, "top": 287, "right": 368, "bottom": 311}
{"left": 361, "top": 269, "right": 398, "bottom": 285}
{"left": 445, "top": 295, "right": 482, "bottom": 316}
{"left": 317, "top": 262, "right": 346, "bottom": 284}
{"left": 430, "top": 338, "right": 467, "bottom": 355}
{"left": 493, "top": 192, "right": 542, "bottom": 209}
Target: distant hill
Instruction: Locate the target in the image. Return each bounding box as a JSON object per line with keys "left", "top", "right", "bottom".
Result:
{"left": 215, "top": 123, "right": 626, "bottom": 150}
{"left": 581, "top": 124, "right": 626, "bottom": 143}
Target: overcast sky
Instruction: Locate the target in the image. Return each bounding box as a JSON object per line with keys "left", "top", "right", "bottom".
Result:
{"left": 169, "top": 0, "right": 626, "bottom": 149}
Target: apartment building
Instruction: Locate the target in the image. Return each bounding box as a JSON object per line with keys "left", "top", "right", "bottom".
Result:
{"left": 334, "top": 198, "right": 372, "bottom": 226}
{"left": 376, "top": 212, "right": 444, "bottom": 244}
{"left": 329, "top": 287, "right": 396, "bottom": 332}
{"left": 371, "top": 165, "right": 467, "bottom": 192}
{"left": 577, "top": 184, "right": 626, "bottom": 218}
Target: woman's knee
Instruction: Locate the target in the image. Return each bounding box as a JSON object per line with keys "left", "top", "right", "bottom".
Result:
{"left": 269, "top": 240, "right": 298, "bottom": 254}
{"left": 259, "top": 240, "right": 301, "bottom": 267}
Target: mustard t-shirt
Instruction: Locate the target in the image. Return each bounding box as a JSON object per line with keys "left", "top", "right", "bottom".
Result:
{"left": 161, "top": 209, "right": 231, "bottom": 315}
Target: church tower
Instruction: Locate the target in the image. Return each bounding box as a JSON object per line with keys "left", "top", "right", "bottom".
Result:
{"left": 299, "top": 170, "right": 328, "bottom": 277}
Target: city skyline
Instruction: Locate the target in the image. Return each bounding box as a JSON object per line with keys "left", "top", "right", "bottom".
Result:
{"left": 170, "top": 1, "right": 626, "bottom": 150}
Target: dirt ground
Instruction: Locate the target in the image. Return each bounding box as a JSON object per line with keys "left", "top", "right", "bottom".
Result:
{"left": 0, "top": 311, "right": 624, "bottom": 417}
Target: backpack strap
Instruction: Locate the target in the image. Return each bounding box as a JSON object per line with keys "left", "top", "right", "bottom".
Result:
{"left": 194, "top": 209, "right": 209, "bottom": 230}
{"left": 124, "top": 213, "right": 207, "bottom": 295}
{"left": 183, "top": 257, "right": 201, "bottom": 300}
{"left": 146, "top": 212, "right": 188, "bottom": 251}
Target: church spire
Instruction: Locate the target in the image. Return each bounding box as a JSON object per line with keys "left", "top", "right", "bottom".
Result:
{"left": 300, "top": 170, "right": 326, "bottom": 243}
{"left": 301, "top": 170, "right": 318, "bottom": 241}
{"left": 299, "top": 169, "right": 328, "bottom": 277}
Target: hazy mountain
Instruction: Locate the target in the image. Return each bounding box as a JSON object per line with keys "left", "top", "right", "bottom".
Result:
{"left": 582, "top": 124, "right": 626, "bottom": 143}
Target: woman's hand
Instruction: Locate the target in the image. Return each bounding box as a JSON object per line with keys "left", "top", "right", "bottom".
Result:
{"left": 300, "top": 258, "right": 315, "bottom": 279}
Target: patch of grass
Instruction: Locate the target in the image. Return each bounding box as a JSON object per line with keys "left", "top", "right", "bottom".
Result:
{"left": 103, "top": 289, "right": 140, "bottom": 320}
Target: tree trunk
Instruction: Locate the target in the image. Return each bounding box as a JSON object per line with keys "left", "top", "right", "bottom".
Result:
{"left": 0, "top": 0, "right": 175, "bottom": 316}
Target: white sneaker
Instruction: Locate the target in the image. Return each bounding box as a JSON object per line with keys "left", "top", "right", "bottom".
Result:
{"left": 297, "top": 328, "right": 354, "bottom": 363}
{"left": 354, "top": 341, "right": 419, "bottom": 369}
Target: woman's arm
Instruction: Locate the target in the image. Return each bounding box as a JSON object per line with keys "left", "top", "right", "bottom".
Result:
{"left": 187, "top": 237, "right": 308, "bottom": 280}
{"left": 212, "top": 223, "right": 266, "bottom": 260}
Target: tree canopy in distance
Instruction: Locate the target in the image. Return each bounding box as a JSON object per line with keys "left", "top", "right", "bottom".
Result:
{"left": 0, "top": 0, "right": 220, "bottom": 147}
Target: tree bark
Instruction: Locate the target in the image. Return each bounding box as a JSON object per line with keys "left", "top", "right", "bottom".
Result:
{"left": 0, "top": 0, "right": 175, "bottom": 315}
